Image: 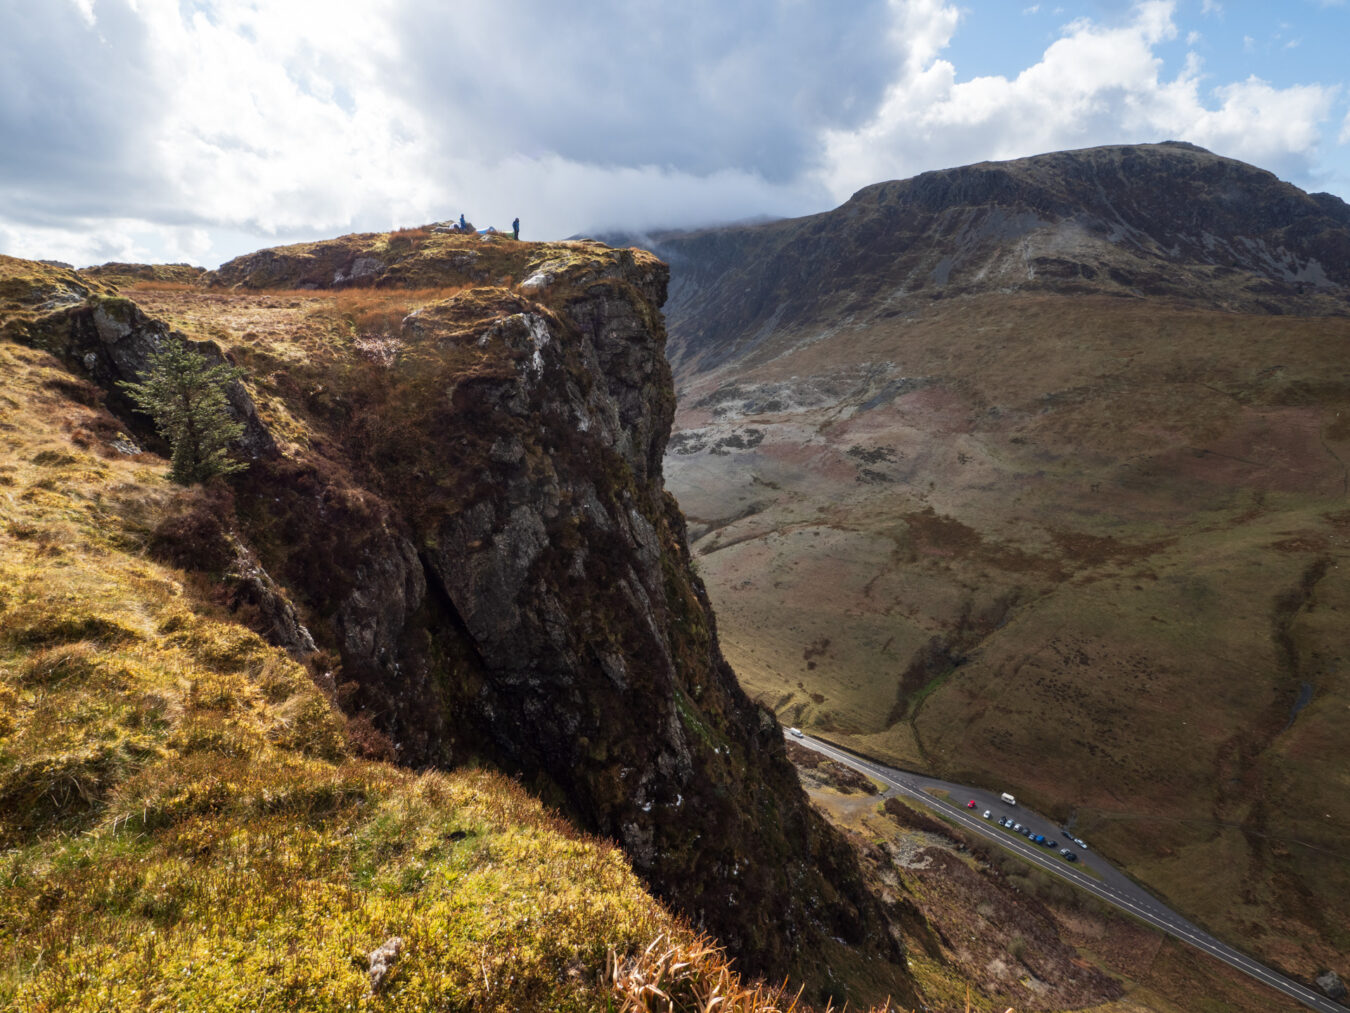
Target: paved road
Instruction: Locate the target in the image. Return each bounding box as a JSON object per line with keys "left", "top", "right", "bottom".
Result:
{"left": 790, "top": 731, "right": 1348, "bottom": 1013}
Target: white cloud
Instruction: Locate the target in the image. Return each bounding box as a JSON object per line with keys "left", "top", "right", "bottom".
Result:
{"left": 0, "top": 0, "right": 1346, "bottom": 267}
{"left": 817, "top": 0, "right": 1337, "bottom": 200}
{"left": 385, "top": 0, "right": 901, "bottom": 186}
{"left": 67, "top": 0, "right": 96, "bottom": 28}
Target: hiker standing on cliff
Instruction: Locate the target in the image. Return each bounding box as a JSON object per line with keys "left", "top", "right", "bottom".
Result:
{"left": 459, "top": 213, "right": 468, "bottom": 232}
{"left": 512, "top": 217, "right": 520, "bottom": 240}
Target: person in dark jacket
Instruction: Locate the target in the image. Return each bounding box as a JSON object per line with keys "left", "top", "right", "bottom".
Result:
{"left": 512, "top": 217, "right": 520, "bottom": 240}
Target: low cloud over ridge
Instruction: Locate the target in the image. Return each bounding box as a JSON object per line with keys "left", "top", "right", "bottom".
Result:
{"left": 1, "top": 0, "right": 1347, "bottom": 267}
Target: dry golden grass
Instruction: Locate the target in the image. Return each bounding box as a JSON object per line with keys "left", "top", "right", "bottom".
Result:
{"left": 606, "top": 934, "right": 919, "bottom": 1013}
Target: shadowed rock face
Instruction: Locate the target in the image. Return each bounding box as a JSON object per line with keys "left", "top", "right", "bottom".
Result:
{"left": 4, "top": 242, "right": 916, "bottom": 999}
{"left": 288, "top": 261, "right": 908, "bottom": 986}
{"left": 636, "top": 142, "right": 1350, "bottom": 377}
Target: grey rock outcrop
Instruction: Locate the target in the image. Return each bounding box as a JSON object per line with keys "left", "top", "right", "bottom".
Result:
{"left": 212, "top": 241, "right": 912, "bottom": 992}
{"left": 1317, "top": 969, "right": 1347, "bottom": 1001}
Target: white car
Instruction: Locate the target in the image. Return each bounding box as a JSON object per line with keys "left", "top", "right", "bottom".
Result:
{"left": 788, "top": 727, "right": 804, "bottom": 738}
{"left": 982, "top": 810, "right": 992, "bottom": 819}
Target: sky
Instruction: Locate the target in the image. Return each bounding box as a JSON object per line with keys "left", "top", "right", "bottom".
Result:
{"left": 3, "top": 0, "right": 1349, "bottom": 269}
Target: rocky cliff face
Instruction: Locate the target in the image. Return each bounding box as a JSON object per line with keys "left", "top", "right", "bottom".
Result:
{"left": 4, "top": 239, "right": 915, "bottom": 1000}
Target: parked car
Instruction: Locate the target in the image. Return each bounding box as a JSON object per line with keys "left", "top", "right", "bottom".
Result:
{"left": 1045, "top": 839, "right": 1057, "bottom": 848}
{"left": 1061, "top": 849, "right": 1078, "bottom": 861}
{"left": 1013, "top": 823, "right": 1023, "bottom": 833}
{"left": 966, "top": 799, "right": 977, "bottom": 809}
{"left": 982, "top": 810, "right": 992, "bottom": 819}
{"left": 999, "top": 817, "right": 1009, "bottom": 827}
{"left": 1033, "top": 834, "right": 1045, "bottom": 844}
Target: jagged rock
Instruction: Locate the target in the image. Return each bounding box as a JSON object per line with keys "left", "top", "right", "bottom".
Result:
{"left": 202, "top": 239, "right": 911, "bottom": 991}
{"left": 1317, "top": 970, "right": 1347, "bottom": 1000}
{"left": 334, "top": 255, "right": 382, "bottom": 286}
{"left": 226, "top": 537, "right": 317, "bottom": 656}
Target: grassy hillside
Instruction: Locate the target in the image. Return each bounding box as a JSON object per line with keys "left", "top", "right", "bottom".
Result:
{"left": 669, "top": 292, "right": 1350, "bottom": 982}
{"left": 0, "top": 337, "right": 698, "bottom": 1010}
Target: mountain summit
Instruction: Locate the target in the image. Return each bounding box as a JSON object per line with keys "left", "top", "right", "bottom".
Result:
{"left": 652, "top": 142, "right": 1350, "bottom": 376}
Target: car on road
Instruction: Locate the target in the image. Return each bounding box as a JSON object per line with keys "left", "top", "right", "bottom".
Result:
{"left": 966, "top": 800, "right": 977, "bottom": 809}
{"left": 1061, "top": 849, "right": 1078, "bottom": 861}
{"left": 982, "top": 810, "right": 991, "bottom": 819}
{"left": 788, "top": 727, "right": 804, "bottom": 738}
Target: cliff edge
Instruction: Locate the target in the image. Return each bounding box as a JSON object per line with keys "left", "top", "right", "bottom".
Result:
{"left": 0, "top": 233, "right": 917, "bottom": 1004}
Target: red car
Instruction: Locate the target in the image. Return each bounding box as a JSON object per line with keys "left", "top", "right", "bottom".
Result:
{"left": 966, "top": 800, "right": 977, "bottom": 809}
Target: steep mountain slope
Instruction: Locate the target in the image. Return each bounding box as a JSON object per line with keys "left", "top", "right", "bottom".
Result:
{"left": 657, "top": 141, "right": 1350, "bottom": 377}
{"left": 0, "top": 240, "right": 918, "bottom": 1009}
{"left": 641, "top": 144, "right": 1350, "bottom": 987}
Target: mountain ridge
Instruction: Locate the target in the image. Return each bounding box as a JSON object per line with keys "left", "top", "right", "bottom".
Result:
{"left": 631, "top": 142, "right": 1350, "bottom": 378}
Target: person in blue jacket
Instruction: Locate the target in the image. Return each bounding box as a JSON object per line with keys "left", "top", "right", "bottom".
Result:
{"left": 459, "top": 213, "right": 468, "bottom": 231}
{"left": 512, "top": 217, "right": 520, "bottom": 240}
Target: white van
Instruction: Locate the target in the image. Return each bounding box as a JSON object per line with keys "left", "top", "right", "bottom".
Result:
{"left": 1000, "top": 792, "right": 1017, "bottom": 806}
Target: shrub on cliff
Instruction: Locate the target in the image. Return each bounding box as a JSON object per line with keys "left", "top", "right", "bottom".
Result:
{"left": 119, "top": 340, "right": 247, "bottom": 484}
